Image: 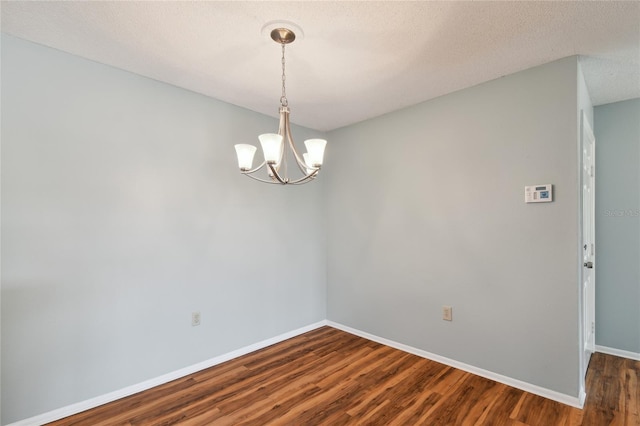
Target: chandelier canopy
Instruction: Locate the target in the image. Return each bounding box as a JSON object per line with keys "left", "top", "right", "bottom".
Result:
{"left": 234, "top": 27, "right": 327, "bottom": 185}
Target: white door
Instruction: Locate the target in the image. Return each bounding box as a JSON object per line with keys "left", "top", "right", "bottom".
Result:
{"left": 581, "top": 111, "right": 596, "bottom": 377}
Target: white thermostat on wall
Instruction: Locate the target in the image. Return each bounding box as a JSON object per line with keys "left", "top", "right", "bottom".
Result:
{"left": 525, "top": 184, "right": 553, "bottom": 203}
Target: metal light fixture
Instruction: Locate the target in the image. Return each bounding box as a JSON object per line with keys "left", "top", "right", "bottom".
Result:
{"left": 234, "top": 27, "right": 327, "bottom": 185}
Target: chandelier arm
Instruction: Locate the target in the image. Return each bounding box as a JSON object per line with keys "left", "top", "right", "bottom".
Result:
{"left": 278, "top": 107, "right": 287, "bottom": 135}
{"left": 275, "top": 107, "right": 288, "bottom": 177}
{"left": 286, "top": 169, "right": 319, "bottom": 185}
{"left": 240, "top": 160, "right": 268, "bottom": 175}
{"left": 283, "top": 109, "right": 309, "bottom": 173}
{"left": 267, "top": 163, "right": 289, "bottom": 184}
{"left": 242, "top": 173, "right": 282, "bottom": 184}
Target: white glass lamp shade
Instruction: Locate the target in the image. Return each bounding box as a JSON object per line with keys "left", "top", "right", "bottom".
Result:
{"left": 303, "top": 153, "right": 315, "bottom": 174}
{"left": 234, "top": 144, "right": 257, "bottom": 171}
{"left": 304, "top": 139, "right": 327, "bottom": 167}
{"left": 258, "top": 133, "right": 283, "bottom": 164}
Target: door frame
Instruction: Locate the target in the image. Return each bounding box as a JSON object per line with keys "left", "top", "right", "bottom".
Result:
{"left": 579, "top": 110, "right": 596, "bottom": 404}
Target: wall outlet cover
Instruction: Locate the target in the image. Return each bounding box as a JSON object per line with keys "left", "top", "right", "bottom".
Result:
{"left": 192, "top": 312, "right": 201, "bottom": 326}
{"left": 443, "top": 306, "right": 453, "bottom": 321}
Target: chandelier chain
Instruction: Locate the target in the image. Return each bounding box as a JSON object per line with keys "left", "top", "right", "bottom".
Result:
{"left": 280, "top": 43, "right": 288, "bottom": 107}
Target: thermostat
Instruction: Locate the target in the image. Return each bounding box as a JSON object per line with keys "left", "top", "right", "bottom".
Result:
{"left": 525, "top": 184, "right": 553, "bottom": 203}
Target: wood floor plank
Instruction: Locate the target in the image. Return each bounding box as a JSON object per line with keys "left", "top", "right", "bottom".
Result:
{"left": 345, "top": 357, "right": 431, "bottom": 418}
{"left": 471, "top": 384, "right": 516, "bottom": 425}
{"left": 47, "top": 327, "right": 640, "bottom": 426}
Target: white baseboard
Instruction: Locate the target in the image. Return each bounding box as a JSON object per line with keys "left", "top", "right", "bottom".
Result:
{"left": 596, "top": 345, "right": 640, "bottom": 361}
{"left": 579, "top": 388, "right": 587, "bottom": 407}
{"left": 7, "top": 320, "right": 328, "bottom": 426}
{"left": 326, "top": 321, "right": 583, "bottom": 409}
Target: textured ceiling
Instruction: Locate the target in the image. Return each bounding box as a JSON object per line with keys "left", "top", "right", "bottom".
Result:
{"left": 2, "top": 1, "right": 639, "bottom": 131}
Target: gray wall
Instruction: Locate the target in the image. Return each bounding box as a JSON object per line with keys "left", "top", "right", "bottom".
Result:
{"left": 1, "top": 35, "right": 327, "bottom": 424}
{"left": 326, "top": 57, "right": 583, "bottom": 397}
{"left": 594, "top": 99, "right": 640, "bottom": 354}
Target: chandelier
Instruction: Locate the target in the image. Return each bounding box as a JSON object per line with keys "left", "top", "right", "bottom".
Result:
{"left": 234, "top": 27, "right": 327, "bottom": 185}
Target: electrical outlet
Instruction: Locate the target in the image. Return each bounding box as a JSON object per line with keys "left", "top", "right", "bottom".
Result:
{"left": 442, "top": 306, "right": 452, "bottom": 321}
{"left": 192, "top": 311, "right": 201, "bottom": 326}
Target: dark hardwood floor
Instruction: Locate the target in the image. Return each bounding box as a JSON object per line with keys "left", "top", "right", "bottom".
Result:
{"left": 48, "top": 326, "right": 639, "bottom": 425}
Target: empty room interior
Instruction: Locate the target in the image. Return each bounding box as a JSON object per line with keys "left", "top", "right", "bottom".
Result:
{"left": 1, "top": 2, "right": 639, "bottom": 425}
